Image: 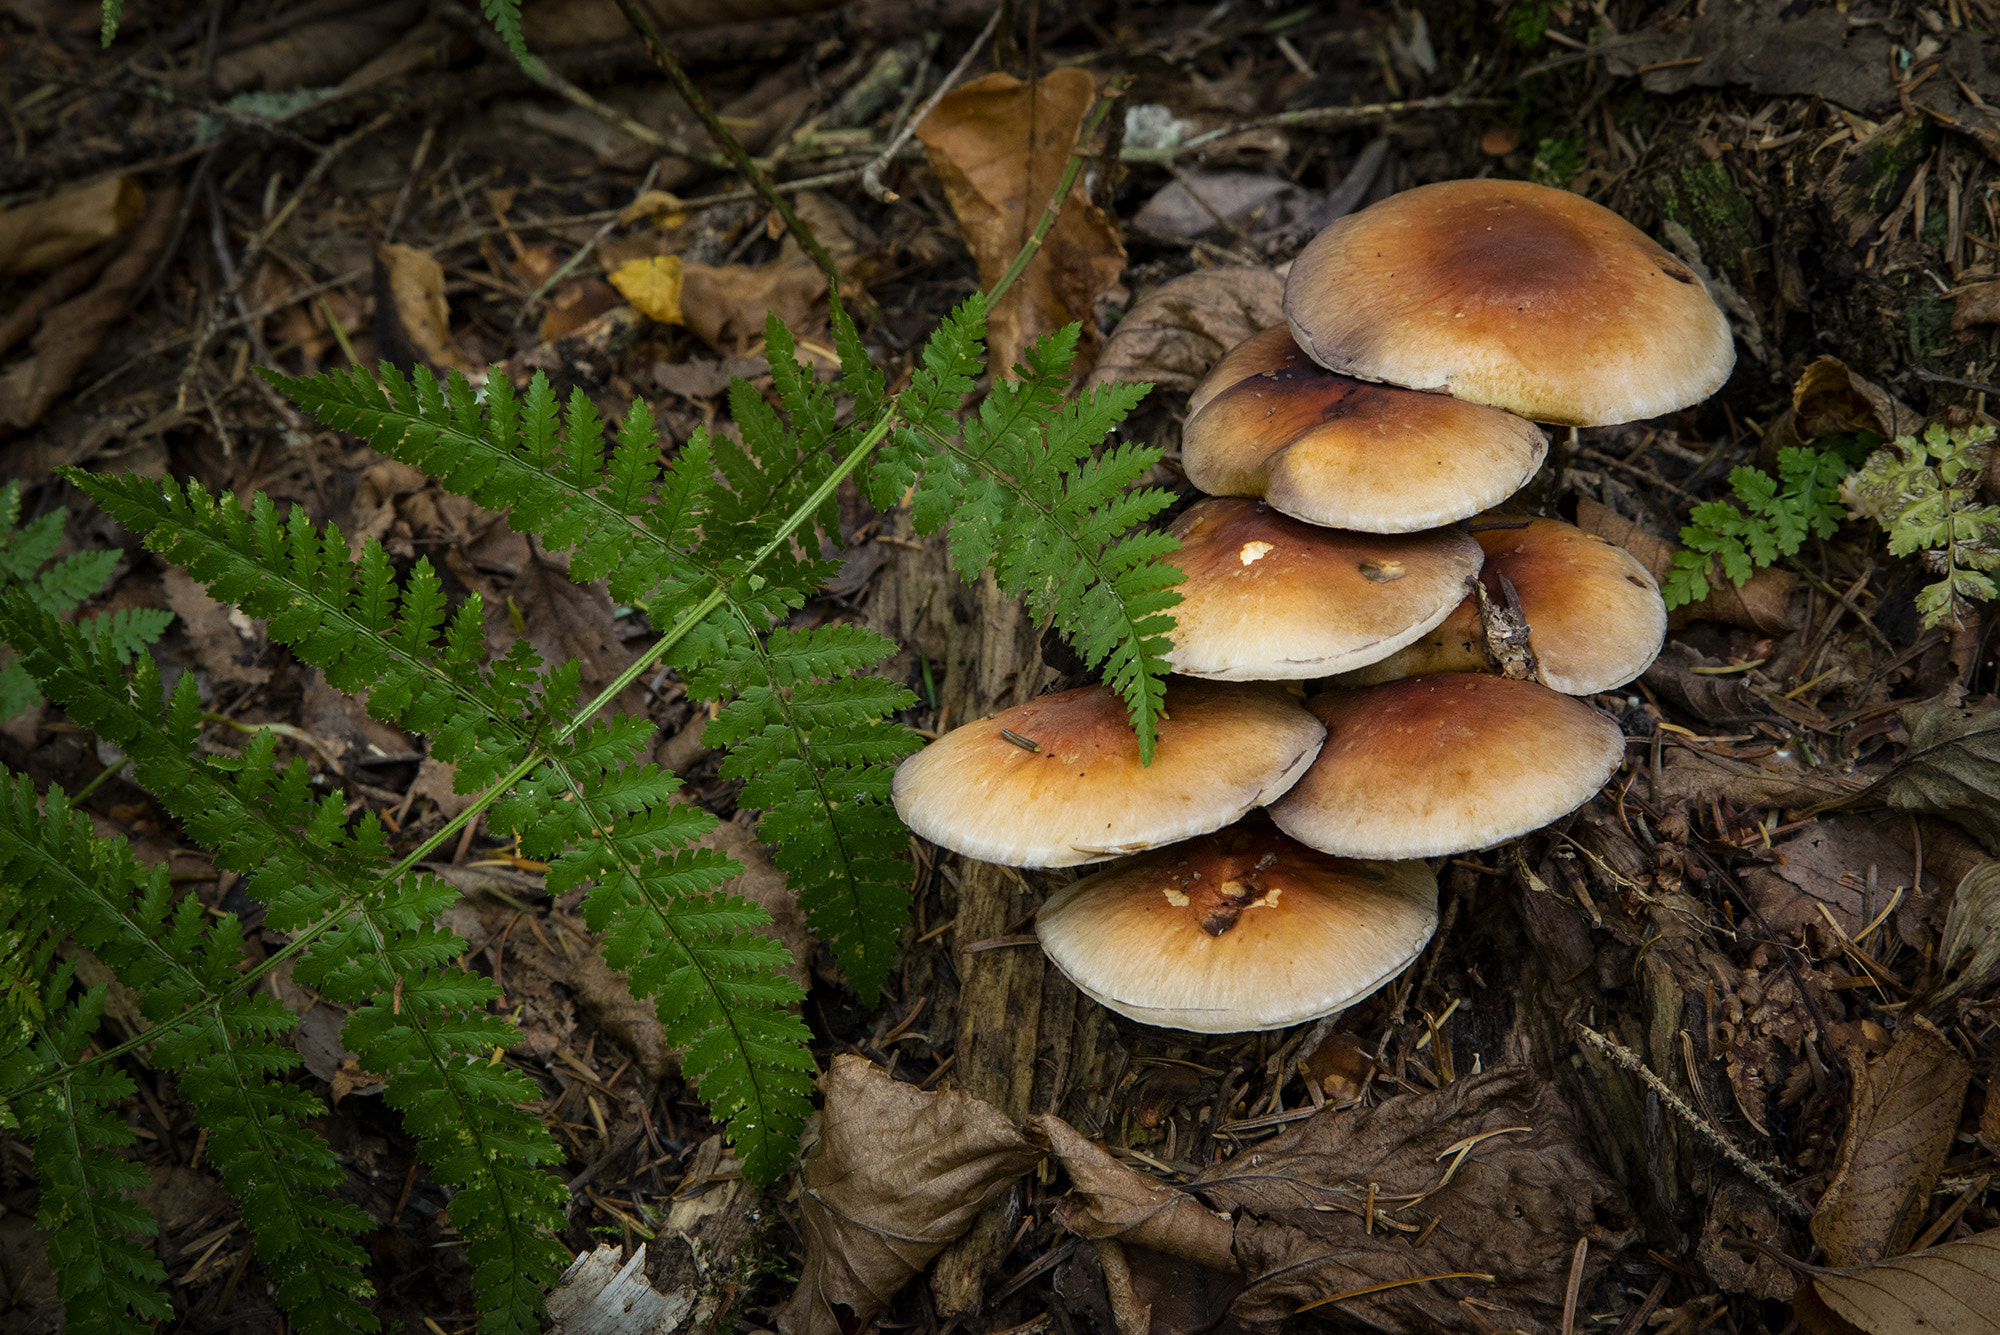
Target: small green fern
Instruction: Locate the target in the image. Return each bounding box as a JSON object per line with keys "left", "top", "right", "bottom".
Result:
{"left": 1, "top": 288, "right": 1176, "bottom": 1333}
{"left": 1663, "top": 441, "right": 1868, "bottom": 607}
{"left": 1842, "top": 421, "right": 2000, "bottom": 628}
{"left": 0, "top": 480, "right": 171, "bottom": 719}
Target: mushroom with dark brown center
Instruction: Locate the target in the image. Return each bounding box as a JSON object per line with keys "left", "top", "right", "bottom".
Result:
{"left": 1034, "top": 822, "right": 1437, "bottom": 1032}
{"left": 1282, "top": 178, "right": 1735, "bottom": 426}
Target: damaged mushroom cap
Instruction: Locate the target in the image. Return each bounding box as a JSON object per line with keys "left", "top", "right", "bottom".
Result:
{"left": 1182, "top": 332, "right": 1548, "bottom": 533}
{"left": 1268, "top": 675, "right": 1625, "bottom": 860}
{"left": 1338, "top": 515, "right": 1667, "bottom": 695}
{"left": 1284, "top": 179, "right": 1734, "bottom": 427}
{"left": 892, "top": 679, "right": 1325, "bottom": 868}
{"left": 1165, "top": 497, "right": 1483, "bottom": 680}
{"left": 1035, "top": 822, "right": 1438, "bottom": 1033}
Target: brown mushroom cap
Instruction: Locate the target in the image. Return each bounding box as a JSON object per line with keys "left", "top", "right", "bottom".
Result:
{"left": 1339, "top": 515, "right": 1667, "bottom": 695}
{"left": 1165, "top": 498, "right": 1482, "bottom": 680}
{"left": 1283, "top": 179, "right": 1734, "bottom": 426}
{"left": 1035, "top": 823, "right": 1437, "bottom": 1033}
{"left": 892, "top": 679, "right": 1326, "bottom": 868}
{"left": 1268, "top": 675, "right": 1625, "bottom": 859}
{"left": 1182, "top": 332, "right": 1548, "bottom": 533}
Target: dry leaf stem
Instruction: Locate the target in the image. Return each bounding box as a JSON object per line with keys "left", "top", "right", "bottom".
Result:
{"left": 1571, "top": 1021, "right": 1809, "bottom": 1216}
{"left": 613, "top": 0, "right": 846, "bottom": 295}
{"left": 1118, "top": 89, "right": 1502, "bottom": 164}
{"left": 861, "top": 2, "right": 1005, "bottom": 203}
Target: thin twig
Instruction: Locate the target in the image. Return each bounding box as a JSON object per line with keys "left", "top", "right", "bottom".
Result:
{"left": 612, "top": 0, "right": 844, "bottom": 294}
{"left": 1572, "top": 1021, "right": 1808, "bottom": 1217}
{"left": 862, "top": 2, "right": 1004, "bottom": 203}
{"left": 1119, "top": 90, "right": 1499, "bottom": 164}
{"left": 515, "top": 160, "right": 663, "bottom": 331}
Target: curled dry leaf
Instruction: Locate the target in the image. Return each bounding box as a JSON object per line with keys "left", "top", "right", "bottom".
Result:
{"left": 1812, "top": 1019, "right": 1972, "bottom": 1267}
{"left": 1876, "top": 699, "right": 2000, "bottom": 855}
{"left": 1795, "top": 1227, "right": 2000, "bottom": 1335}
{"left": 1929, "top": 861, "right": 2000, "bottom": 1005}
{"left": 1085, "top": 267, "right": 1284, "bottom": 398}
{"left": 680, "top": 238, "right": 826, "bottom": 355}
{"left": 916, "top": 68, "right": 1126, "bottom": 380}
{"left": 1035, "top": 1113, "right": 1235, "bottom": 1270}
{"left": 1198, "top": 1064, "right": 1633, "bottom": 1332}
{"left": 0, "top": 175, "right": 144, "bottom": 277}
{"left": 777, "top": 1056, "right": 1042, "bottom": 1335}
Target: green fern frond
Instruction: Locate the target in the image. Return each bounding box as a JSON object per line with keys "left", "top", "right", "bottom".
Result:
{"left": 261, "top": 322, "right": 919, "bottom": 1013}
{"left": 0, "top": 763, "right": 376, "bottom": 1333}
{"left": 0, "top": 593, "right": 566, "bottom": 1333}
{"left": 0, "top": 481, "right": 170, "bottom": 719}
{"left": 1663, "top": 445, "right": 1852, "bottom": 608}
{"left": 873, "top": 300, "right": 1181, "bottom": 759}
{"left": 66, "top": 462, "right": 822, "bottom": 1189}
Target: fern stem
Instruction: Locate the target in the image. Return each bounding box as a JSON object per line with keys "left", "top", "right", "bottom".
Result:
{"left": 983, "top": 74, "right": 1125, "bottom": 312}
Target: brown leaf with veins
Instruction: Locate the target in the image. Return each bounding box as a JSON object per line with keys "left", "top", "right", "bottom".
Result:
{"left": 1813, "top": 1019, "right": 1972, "bottom": 1266}
{"left": 1199, "top": 1064, "right": 1632, "bottom": 1333}
{"left": 1035, "top": 1113, "right": 1235, "bottom": 1270}
{"left": 1085, "top": 267, "right": 1284, "bottom": 399}
{"left": 916, "top": 69, "right": 1125, "bottom": 380}
{"left": 1796, "top": 1227, "right": 2000, "bottom": 1334}
{"left": 777, "top": 1056, "right": 1042, "bottom": 1335}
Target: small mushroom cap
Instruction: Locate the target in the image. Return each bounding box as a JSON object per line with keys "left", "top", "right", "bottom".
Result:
{"left": 1182, "top": 337, "right": 1548, "bottom": 533}
{"left": 1284, "top": 179, "right": 1735, "bottom": 426}
{"left": 893, "top": 679, "right": 1325, "bottom": 868}
{"left": 1165, "top": 498, "right": 1482, "bottom": 680}
{"left": 1339, "top": 515, "right": 1667, "bottom": 694}
{"left": 1035, "top": 823, "right": 1437, "bottom": 1033}
{"left": 1268, "top": 675, "right": 1625, "bottom": 859}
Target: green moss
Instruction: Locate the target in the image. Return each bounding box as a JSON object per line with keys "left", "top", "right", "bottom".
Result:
{"left": 1505, "top": 0, "right": 1551, "bottom": 51}
{"left": 1906, "top": 292, "right": 1955, "bottom": 365}
{"left": 1532, "top": 134, "right": 1585, "bottom": 187}
{"left": 1656, "top": 158, "right": 1759, "bottom": 265}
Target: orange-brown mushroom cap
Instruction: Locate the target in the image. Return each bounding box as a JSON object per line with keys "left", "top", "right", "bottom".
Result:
{"left": 1165, "top": 498, "right": 1482, "bottom": 680}
{"left": 1268, "top": 675, "right": 1625, "bottom": 859}
{"left": 1339, "top": 515, "right": 1667, "bottom": 695}
{"left": 892, "top": 679, "right": 1325, "bottom": 868}
{"left": 1182, "top": 331, "right": 1548, "bottom": 533}
{"left": 1035, "top": 823, "right": 1438, "bottom": 1033}
{"left": 1284, "top": 179, "right": 1734, "bottom": 426}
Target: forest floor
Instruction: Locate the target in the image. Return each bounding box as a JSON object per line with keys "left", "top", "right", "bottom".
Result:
{"left": 4, "top": 0, "right": 2000, "bottom": 1333}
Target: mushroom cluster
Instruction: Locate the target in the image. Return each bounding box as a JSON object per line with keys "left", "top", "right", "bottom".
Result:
{"left": 893, "top": 179, "right": 1733, "bottom": 1035}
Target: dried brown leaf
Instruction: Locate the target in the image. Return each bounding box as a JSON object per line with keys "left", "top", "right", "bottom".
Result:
{"left": 1813, "top": 1020, "right": 1973, "bottom": 1267}
{"left": 160, "top": 567, "right": 270, "bottom": 687}
{"left": 1084, "top": 267, "right": 1284, "bottom": 399}
{"left": 1876, "top": 699, "right": 2000, "bottom": 855}
{"left": 916, "top": 69, "right": 1125, "bottom": 379}
{"left": 1929, "top": 861, "right": 2000, "bottom": 1008}
{"left": 0, "top": 176, "right": 144, "bottom": 278}
{"left": 1651, "top": 747, "right": 1869, "bottom": 815}
{"left": 1199, "top": 1064, "right": 1633, "bottom": 1333}
{"left": 374, "top": 242, "right": 473, "bottom": 375}
{"left": 1796, "top": 1227, "right": 2000, "bottom": 1334}
{"left": 679, "top": 239, "right": 826, "bottom": 355}
{"left": 0, "top": 186, "right": 179, "bottom": 430}
{"left": 1036, "top": 1113, "right": 1235, "bottom": 1271}
{"left": 776, "top": 1056, "right": 1041, "bottom": 1335}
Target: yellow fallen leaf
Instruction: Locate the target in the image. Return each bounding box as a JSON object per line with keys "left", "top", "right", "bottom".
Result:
{"left": 610, "top": 255, "right": 685, "bottom": 326}
{"left": 617, "top": 189, "right": 689, "bottom": 230}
